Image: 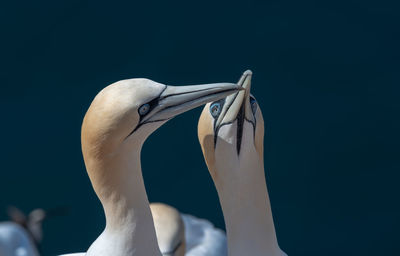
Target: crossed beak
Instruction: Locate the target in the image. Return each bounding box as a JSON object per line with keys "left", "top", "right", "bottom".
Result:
{"left": 141, "top": 82, "right": 242, "bottom": 124}
{"left": 213, "top": 70, "right": 254, "bottom": 154}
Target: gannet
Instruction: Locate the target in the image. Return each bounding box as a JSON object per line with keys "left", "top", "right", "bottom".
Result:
{"left": 197, "top": 71, "right": 287, "bottom": 256}
{"left": 150, "top": 203, "right": 185, "bottom": 256}
{"left": 59, "top": 78, "right": 240, "bottom": 256}
{"left": 150, "top": 202, "right": 228, "bottom": 256}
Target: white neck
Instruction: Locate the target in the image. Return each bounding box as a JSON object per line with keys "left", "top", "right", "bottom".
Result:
{"left": 213, "top": 130, "right": 284, "bottom": 256}
{"left": 85, "top": 140, "right": 162, "bottom": 256}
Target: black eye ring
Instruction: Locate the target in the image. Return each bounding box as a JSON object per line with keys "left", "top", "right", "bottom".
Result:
{"left": 138, "top": 103, "right": 150, "bottom": 116}
{"left": 250, "top": 96, "right": 257, "bottom": 115}
{"left": 210, "top": 102, "right": 222, "bottom": 118}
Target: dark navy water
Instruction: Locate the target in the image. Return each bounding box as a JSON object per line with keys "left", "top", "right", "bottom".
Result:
{"left": 0, "top": 1, "right": 399, "bottom": 255}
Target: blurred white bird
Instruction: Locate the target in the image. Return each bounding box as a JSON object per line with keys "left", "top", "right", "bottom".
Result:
{"left": 0, "top": 206, "right": 60, "bottom": 256}
{"left": 0, "top": 221, "right": 38, "bottom": 256}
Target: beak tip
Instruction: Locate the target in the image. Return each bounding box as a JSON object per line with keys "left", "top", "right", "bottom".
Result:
{"left": 243, "top": 70, "right": 253, "bottom": 76}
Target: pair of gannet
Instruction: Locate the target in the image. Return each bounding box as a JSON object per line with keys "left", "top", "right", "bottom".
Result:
{"left": 151, "top": 71, "right": 287, "bottom": 256}
{"left": 60, "top": 71, "right": 286, "bottom": 256}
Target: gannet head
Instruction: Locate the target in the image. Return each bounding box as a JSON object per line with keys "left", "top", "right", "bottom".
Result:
{"left": 81, "top": 78, "right": 240, "bottom": 157}
{"left": 198, "top": 70, "right": 264, "bottom": 179}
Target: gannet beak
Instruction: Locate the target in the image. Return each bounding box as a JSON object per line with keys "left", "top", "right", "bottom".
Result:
{"left": 141, "top": 82, "right": 241, "bottom": 124}
{"left": 214, "top": 70, "right": 253, "bottom": 128}
{"left": 210, "top": 70, "right": 253, "bottom": 154}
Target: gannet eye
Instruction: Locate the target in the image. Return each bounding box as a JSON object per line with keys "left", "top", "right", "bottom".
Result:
{"left": 138, "top": 103, "right": 150, "bottom": 116}
{"left": 210, "top": 102, "right": 222, "bottom": 118}
{"left": 250, "top": 96, "right": 257, "bottom": 115}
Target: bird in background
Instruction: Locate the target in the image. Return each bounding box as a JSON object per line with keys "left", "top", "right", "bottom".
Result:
{"left": 150, "top": 202, "right": 227, "bottom": 256}
{"left": 0, "top": 206, "right": 67, "bottom": 256}
{"left": 197, "top": 70, "right": 287, "bottom": 256}
{"left": 59, "top": 77, "right": 240, "bottom": 256}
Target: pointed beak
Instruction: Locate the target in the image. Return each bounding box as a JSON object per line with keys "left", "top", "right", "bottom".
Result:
{"left": 213, "top": 70, "right": 254, "bottom": 154}
{"left": 141, "top": 82, "right": 241, "bottom": 124}
{"left": 214, "top": 70, "right": 253, "bottom": 128}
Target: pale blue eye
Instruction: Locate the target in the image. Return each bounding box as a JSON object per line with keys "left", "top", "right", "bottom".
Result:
{"left": 139, "top": 103, "right": 150, "bottom": 116}
{"left": 210, "top": 102, "right": 221, "bottom": 118}
{"left": 250, "top": 97, "right": 257, "bottom": 114}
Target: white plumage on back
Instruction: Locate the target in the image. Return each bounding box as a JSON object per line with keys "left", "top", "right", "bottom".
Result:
{"left": 59, "top": 213, "right": 228, "bottom": 256}
{"left": 150, "top": 203, "right": 227, "bottom": 256}
{"left": 182, "top": 214, "right": 227, "bottom": 256}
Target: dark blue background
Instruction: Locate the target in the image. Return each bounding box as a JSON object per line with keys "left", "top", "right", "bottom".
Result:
{"left": 0, "top": 1, "right": 399, "bottom": 255}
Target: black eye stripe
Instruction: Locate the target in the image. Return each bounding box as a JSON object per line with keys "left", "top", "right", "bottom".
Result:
{"left": 209, "top": 99, "right": 225, "bottom": 119}
{"left": 210, "top": 102, "right": 222, "bottom": 118}
{"left": 249, "top": 96, "right": 257, "bottom": 114}
{"left": 125, "top": 85, "right": 168, "bottom": 139}
{"left": 211, "top": 98, "right": 226, "bottom": 147}
{"left": 213, "top": 95, "right": 258, "bottom": 152}
{"left": 138, "top": 97, "right": 159, "bottom": 118}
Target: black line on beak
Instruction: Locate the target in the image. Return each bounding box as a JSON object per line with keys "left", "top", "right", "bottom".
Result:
{"left": 213, "top": 92, "right": 239, "bottom": 148}
{"left": 159, "top": 87, "right": 212, "bottom": 100}
{"left": 236, "top": 101, "right": 246, "bottom": 155}
{"left": 126, "top": 88, "right": 237, "bottom": 140}
{"left": 125, "top": 86, "right": 167, "bottom": 139}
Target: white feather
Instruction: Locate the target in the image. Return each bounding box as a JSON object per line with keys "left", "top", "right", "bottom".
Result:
{"left": 182, "top": 214, "right": 227, "bottom": 256}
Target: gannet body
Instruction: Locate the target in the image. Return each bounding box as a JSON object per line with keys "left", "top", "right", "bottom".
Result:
{"left": 198, "top": 71, "right": 287, "bottom": 256}
{"left": 59, "top": 78, "right": 239, "bottom": 256}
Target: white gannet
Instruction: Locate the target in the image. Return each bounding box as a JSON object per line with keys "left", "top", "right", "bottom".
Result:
{"left": 150, "top": 202, "right": 228, "bottom": 256}
{"left": 197, "top": 71, "right": 287, "bottom": 256}
{"left": 59, "top": 78, "right": 240, "bottom": 256}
